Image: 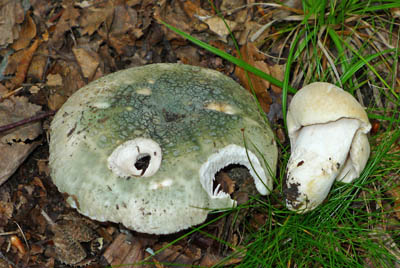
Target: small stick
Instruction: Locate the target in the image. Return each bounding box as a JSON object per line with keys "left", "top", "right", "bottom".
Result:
{"left": 0, "top": 110, "right": 56, "bottom": 133}
{"left": 0, "top": 87, "right": 23, "bottom": 102}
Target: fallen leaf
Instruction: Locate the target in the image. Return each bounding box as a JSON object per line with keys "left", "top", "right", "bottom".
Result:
{"left": 0, "top": 96, "right": 42, "bottom": 143}
{"left": 202, "top": 17, "right": 238, "bottom": 42}
{"left": 46, "top": 74, "right": 63, "bottom": 87}
{"left": 182, "top": 1, "right": 209, "bottom": 32}
{"left": 12, "top": 12, "right": 37, "bottom": 51}
{"left": 49, "top": 0, "right": 80, "bottom": 49}
{"left": 72, "top": 47, "right": 100, "bottom": 80}
{"left": 101, "top": 2, "right": 140, "bottom": 55}
{"left": 47, "top": 93, "right": 67, "bottom": 111}
{"left": 235, "top": 43, "right": 272, "bottom": 112}
{"left": 154, "top": 0, "right": 192, "bottom": 41}
{"left": 27, "top": 44, "right": 48, "bottom": 81}
{"left": 0, "top": 96, "right": 42, "bottom": 185}
{"left": 0, "top": 1, "right": 24, "bottom": 46}
{"left": 0, "top": 189, "right": 13, "bottom": 226}
{"left": 79, "top": 1, "right": 115, "bottom": 36}
{"left": 175, "top": 46, "right": 200, "bottom": 65}
{"left": 269, "top": 64, "right": 285, "bottom": 94}
{"left": 103, "top": 233, "right": 146, "bottom": 268}
{"left": 214, "top": 171, "right": 236, "bottom": 195}
{"left": 6, "top": 39, "right": 41, "bottom": 89}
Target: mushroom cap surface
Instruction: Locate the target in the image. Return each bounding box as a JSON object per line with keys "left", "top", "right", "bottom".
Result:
{"left": 49, "top": 63, "right": 277, "bottom": 234}
{"left": 287, "top": 82, "right": 371, "bottom": 144}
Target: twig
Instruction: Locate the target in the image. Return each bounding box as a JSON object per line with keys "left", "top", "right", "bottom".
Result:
{"left": 14, "top": 221, "right": 29, "bottom": 251}
{"left": 0, "top": 87, "right": 23, "bottom": 102}
{"left": 0, "top": 110, "right": 56, "bottom": 133}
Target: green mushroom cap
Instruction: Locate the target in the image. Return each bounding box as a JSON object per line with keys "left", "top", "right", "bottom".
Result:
{"left": 49, "top": 63, "right": 277, "bottom": 234}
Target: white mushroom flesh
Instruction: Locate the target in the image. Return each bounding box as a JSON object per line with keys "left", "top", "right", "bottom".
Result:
{"left": 199, "top": 144, "right": 270, "bottom": 209}
{"left": 107, "top": 138, "right": 162, "bottom": 178}
{"left": 286, "top": 118, "right": 361, "bottom": 212}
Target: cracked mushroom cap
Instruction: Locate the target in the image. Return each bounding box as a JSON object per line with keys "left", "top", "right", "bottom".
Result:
{"left": 49, "top": 63, "right": 277, "bottom": 234}
{"left": 285, "top": 82, "right": 371, "bottom": 211}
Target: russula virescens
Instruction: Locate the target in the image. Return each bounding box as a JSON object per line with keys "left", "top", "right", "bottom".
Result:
{"left": 49, "top": 63, "right": 277, "bottom": 234}
{"left": 285, "top": 82, "right": 371, "bottom": 212}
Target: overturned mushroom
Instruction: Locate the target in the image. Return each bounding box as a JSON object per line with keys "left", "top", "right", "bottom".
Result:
{"left": 285, "top": 82, "right": 371, "bottom": 212}
{"left": 49, "top": 63, "right": 277, "bottom": 234}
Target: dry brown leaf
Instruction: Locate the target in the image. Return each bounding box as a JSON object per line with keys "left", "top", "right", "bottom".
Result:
{"left": 12, "top": 12, "right": 37, "bottom": 51}
{"left": 154, "top": 0, "right": 192, "bottom": 41}
{"left": 0, "top": 96, "right": 42, "bottom": 143}
{"left": 235, "top": 43, "right": 272, "bottom": 112}
{"left": 79, "top": 1, "right": 115, "bottom": 36}
{"left": 60, "top": 63, "right": 87, "bottom": 97}
{"left": 200, "top": 251, "right": 244, "bottom": 267}
{"left": 175, "top": 46, "right": 200, "bottom": 65}
{"left": 100, "top": 2, "right": 141, "bottom": 55}
{"left": 103, "top": 233, "right": 146, "bottom": 268}
{"left": 49, "top": 0, "right": 80, "bottom": 49}
{"left": 153, "top": 242, "right": 199, "bottom": 267}
{"left": 6, "top": 39, "right": 41, "bottom": 89}
{"left": 46, "top": 74, "right": 63, "bottom": 87}
{"left": 0, "top": 1, "right": 24, "bottom": 46}
{"left": 214, "top": 171, "right": 236, "bottom": 195}
{"left": 0, "top": 96, "right": 42, "bottom": 185}
{"left": 203, "top": 17, "right": 238, "bottom": 42}
{"left": 27, "top": 44, "right": 48, "bottom": 81}
{"left": 47, "top": 93, "right": 68, "bottom": 111}
{"left": 269, "top": 64, "right": 285, "bottom": 94}
{"left": 182, "top": 1, "right": 209, "bottom": 32}
{"left": 0, "top": 189, "right": 13, "bottom": 225}
{"left": 72, "top": 47, "right": 100, "bottom": 80}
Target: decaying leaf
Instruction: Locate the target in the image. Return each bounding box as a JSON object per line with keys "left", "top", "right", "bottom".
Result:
{"left": 0, "top": 1, "right": 24, "bottom": 46}
{"left": 27, "top": 44, "right": 49, "bottom": 81}
{"left": 72, "top": 47, "right": 100, "bottom": 79}
{"left": 269, "top": 64, "right": 285, "bottom": 94}
{"left": 0, "top": 95, "right": 42, "bottom": 185}
{"left": 235, "top": 43, "right": 272, "bottom": 112}
{"left": 12, "top": 12, "right": 37, "bottom": 51}
{"left": 79, "top": 1, "right": 115, "bottom": 36}
{"left": 6, "top": 39, "right": 41, "bottom": 89}
{"left": 103, "top": 233, "right": 146, "bottom": 268}
{"left": 49, "top": 0, "right": 80, "bottom": 49}
{"left": 0, "top": 189, "right": 13, "bottom": 226}
{"left": 214, "top": 171, "right": 236, "bottom": 195}
{"left": 202, "top": 17, "right": 238, "bottom": 42}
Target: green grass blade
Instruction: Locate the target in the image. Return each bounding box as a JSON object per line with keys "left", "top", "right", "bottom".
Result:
{"left": 160, "top": 20, "right": 296, "bottom": 94}
{"left": 340, "top": 48, "right": 396, "bottom": 87}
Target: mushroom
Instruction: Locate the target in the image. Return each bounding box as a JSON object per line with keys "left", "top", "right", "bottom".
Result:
{"left": 49, "top": 63, "right": 278, "bottom": 234}
{"left": 285, "top": 82, "right": 371, "bottom": 212}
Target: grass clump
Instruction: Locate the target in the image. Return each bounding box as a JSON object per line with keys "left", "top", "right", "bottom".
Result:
{"left": 159, "top": 0, "right": 400, "bottom": 266}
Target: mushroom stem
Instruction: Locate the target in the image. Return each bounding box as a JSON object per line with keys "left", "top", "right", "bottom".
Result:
{"left": 285, "top": 118, "right": 361, "bottom": 212}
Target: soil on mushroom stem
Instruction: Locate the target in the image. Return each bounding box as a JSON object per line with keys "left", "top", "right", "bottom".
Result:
{"left": 0, "top": 144, "right": 270, "bottom": 267}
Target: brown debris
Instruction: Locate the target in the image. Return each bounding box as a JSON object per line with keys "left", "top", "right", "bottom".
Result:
{"left": 11, "top": 12, "right": 37, "bottom": 51}
{"left": 103, "top": 233, "right": 146, "bottom": 268}
{"left": 235, "top": 42, "right": 272, "bottom": 112}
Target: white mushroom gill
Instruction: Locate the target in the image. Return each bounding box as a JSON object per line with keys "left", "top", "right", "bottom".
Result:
{"left": 107, "top": 138, "right": 162, "bottom": 178}
{"left": 199, "top": 144, "right": 270, "bottom": 209}
{"left": 286, "top": 118, "right": 361, "bottom": 212}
